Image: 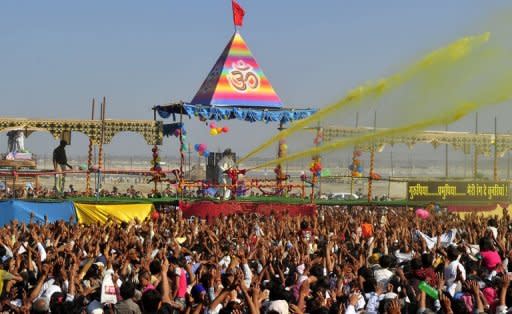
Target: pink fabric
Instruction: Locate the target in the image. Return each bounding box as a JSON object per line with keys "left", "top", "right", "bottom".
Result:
{"left": 461, "top": 293, "right": 474, "bottom": 313}
{"left": 143, "top": 284, "right": 156, "bottom": 294}
{"left": 177, "top": 268, "right": 187, "bottom": 298}
{"left": 483, "top": 287, "right": 497, "bottom": 307}
{"left": 481, "top": 250, "right": 501, "bottom": 271}
{"left": 415, "top": 208, "right": 430, "bottom": 219}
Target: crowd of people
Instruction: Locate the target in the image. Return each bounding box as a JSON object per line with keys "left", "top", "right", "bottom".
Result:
{"left": 0, "top": 182, "right": 300, "bottom": 200}
{"left": 0, "top": 185, "right": 147, "bottom": 200}
{"left": 0, "top": 205, "right": 511, "bottom": 313}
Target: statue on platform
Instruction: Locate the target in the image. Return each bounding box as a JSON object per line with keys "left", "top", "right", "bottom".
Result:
{"left": 225, "top": 167, "right": 247, "bottom": 199}
{"left": 216, "top": 148, "right": 236, "bottom": 200}
{"left": 6, "top": 130, "right": 25, "bottom": 153}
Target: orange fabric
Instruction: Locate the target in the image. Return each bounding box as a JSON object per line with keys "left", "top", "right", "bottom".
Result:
{"left": 361, "top": 223, "right": 373, "bottom": 238}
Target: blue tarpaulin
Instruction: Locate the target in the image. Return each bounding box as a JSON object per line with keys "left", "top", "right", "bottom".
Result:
{"left": 155, "top": 104, "right": 316, "bottom": 124}
{"left": 162, "top": 123, "right": 184, "bottom": 137}
{"left": 0, "top": 200, "right": 76, "bottom": 225}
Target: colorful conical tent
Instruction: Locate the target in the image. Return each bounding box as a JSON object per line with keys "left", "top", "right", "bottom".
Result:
{"left": 190, "top": 32, "right": 282, "bottom": 108}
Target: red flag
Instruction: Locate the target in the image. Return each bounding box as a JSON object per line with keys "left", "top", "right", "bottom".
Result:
{"left": 232, "top": 0, "right": 245, "bottom": 27}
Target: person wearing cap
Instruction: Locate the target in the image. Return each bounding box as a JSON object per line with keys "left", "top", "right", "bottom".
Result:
{"left": 190, "top": 283, "right": 207, "bottom": 308}
{"left": 52, "top": 140, "right": 72, "bottom": 193}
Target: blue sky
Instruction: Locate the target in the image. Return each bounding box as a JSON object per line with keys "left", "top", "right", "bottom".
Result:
{"left": 0, "top": 1, "right": 510, "bottom": 160}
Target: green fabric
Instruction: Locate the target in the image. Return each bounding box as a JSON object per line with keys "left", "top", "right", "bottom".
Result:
{"left": 0, "top": 270, "right": 14, "bottom": 295}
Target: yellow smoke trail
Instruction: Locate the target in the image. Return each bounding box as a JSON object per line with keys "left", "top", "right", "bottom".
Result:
{"left": 251, "top": 64, "right": 512, "bottom": 169}
{"left": 238, "top": 32, "right": 490, "bottom": 163}
{"left": 251, "top": 104, "right": 476, "bottom": 169}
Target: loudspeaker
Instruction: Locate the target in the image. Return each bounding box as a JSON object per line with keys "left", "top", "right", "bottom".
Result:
{"left": 206, "top": 152, "right": 236, "bottom": 183}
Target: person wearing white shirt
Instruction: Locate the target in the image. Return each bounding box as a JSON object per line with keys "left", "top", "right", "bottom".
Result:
{"left": 374, "top": 255, "right": 395, "bottom": 287}
{"left": 444, "top": 246, "right": 466, "bottom": 296}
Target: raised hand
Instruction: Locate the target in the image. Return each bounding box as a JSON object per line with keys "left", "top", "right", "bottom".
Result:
{"left": 439, "top": 292, "right": 453, "bottom": 314}
{"left": 503, "top": 273, "right": 511, "bottom": 289}
{"left": 437, "top": 272, "right": 445, "bottom": 290}
{"left": 348, "top": 292, "right": 360, "bottom": 307}
{"left": 289, "top": 304, "right": 304, "bottom": 314}
{"left": 388, "top": 298, "right": 401, "bottom": 314}
{"left": 161, "top": 257, "right": 170, "bottom": 275}
{"left": 468, "top": 280, "right": 479, "bottom": 295}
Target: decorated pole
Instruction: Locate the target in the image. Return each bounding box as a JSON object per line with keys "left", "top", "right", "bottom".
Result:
{"left": 98, "top": 97, "right": 106, "bottom": 171}
{"left": 276, "top": 121, "right": 287, "bottom": 191}
{"left": 350, "top": 112, "right": 359, "bottom": 195}
{"left": 179, "top": 107, "right": 185, "bottom": 199}
{"left": 308, "top": 126, "right": 323, "bottom": 202}
{"left": 86, "top": 98, "right": 95, "bottom": 195}
{"left": 96, "top": 97, "right": 106, "bottom": 197}
{"left": 152, "top": 109, "right": 158, "bottom": 193}
{"left": 367, "top": 111, "right": 376, "bottom": 202}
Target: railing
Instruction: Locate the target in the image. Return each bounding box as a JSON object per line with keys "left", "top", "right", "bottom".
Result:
{"left": 0, "top": 169, "right": 308, "bottom": 199}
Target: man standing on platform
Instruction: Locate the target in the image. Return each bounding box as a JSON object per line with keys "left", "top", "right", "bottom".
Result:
{"left": 53, "top": 140, "right": 72, "bottom": 193}
{"left": 216, "top": 148, "right": 236, "bottom": 200}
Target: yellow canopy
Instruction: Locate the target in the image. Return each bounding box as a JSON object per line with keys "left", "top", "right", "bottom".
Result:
{"left": 75, "top": 203, "right": 154, "bottom": 224}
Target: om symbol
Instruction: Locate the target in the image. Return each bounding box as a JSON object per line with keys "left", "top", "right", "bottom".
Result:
{"left": 228, "top": 60, "right": 260, "bottom": 93}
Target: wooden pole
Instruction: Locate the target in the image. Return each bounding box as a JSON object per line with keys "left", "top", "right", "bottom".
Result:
{"left": 188, "top": 143, "right": 191, "bottom": 180}
{"left": 12, "top": 171, "right": 16, "bottom": 199}
{"left": 507, "top": 150, "right": 510, "bottom": 180}
{"left": 387, "top": 150, "right": 393, "bottom": 198}
{"left": 445, "top": 124, "right": 449, "bottom": 177}
{"left": 86, "top": 98, "right": 95, "bottom": 195}
{"left": 473, "top": 112, "right": 478, "bottom": 178}
{"left": 494, "top": 116, "right": 498, "bottom": 181}
{"left": 368, "top": 111, "right": 376, "bottom": 202}
{"left": 464, "top": 153, "right": 467, "bottom": 177}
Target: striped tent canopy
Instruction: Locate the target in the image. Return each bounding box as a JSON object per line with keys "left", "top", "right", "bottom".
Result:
{"left": 191, "top": 31, "right": 282, "bottom": 108}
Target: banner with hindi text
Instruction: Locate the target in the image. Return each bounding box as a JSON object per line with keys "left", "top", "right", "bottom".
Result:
{"left": 407, "top": 181, "right": 510, "bottom": 202}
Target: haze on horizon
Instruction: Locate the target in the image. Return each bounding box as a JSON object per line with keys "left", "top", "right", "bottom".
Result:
{"left": 1, "top": 1, "right": 511, "bottom": 165}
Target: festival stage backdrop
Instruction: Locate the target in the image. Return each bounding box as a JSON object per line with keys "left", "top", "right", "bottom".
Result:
{"left": 407, "top": 181, "right": 510, "bottom": 202}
